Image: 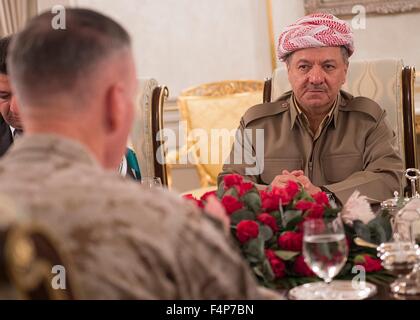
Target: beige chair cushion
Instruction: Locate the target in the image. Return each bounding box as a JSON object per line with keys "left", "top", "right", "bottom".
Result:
{"left": 271, "top": 59, "right": 405, "bottom": 163}
{"left": 179, "top": 87, "right": 263, "bottom": 186}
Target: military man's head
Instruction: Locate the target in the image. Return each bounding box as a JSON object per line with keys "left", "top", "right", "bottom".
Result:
{"left": 8, "top": 8, "right": 136, "bottom": 169}
{"left": 277, "top": 13, "right": 354, "bottom": 111}
{"left": 0, "top": 35, "right": 22, "bottom": 130}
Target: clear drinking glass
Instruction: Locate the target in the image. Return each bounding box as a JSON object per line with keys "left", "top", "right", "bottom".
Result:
{"left": 141, "top": 177, "right": 162, "bottom": 188}
{"left": 289, "top": 218, "right": 350, "bottom": 299}
{"left": 288, "top": 217, "right": 378, "bottom": 300}
{"left": 303, "top": 218, "right": 348, "bottom": 285}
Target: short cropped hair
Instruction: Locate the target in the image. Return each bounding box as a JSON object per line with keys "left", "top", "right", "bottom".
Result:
{"left": 0, "top": 35, "right": 12, "bottom": 75}
{"left": 8, "top": 8, "right": 131, "bottom": 105}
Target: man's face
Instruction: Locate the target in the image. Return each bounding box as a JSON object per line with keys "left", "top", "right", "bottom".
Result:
{"left": 287, "top": 47, "right": 348, "bottom": 110}
{"left": 0, "top": 73, "right": 22, "bottom": 129}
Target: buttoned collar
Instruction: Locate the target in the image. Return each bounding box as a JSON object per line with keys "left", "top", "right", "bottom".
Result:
{"left": 289, "top": 93, "right": 341, "bottom": 131}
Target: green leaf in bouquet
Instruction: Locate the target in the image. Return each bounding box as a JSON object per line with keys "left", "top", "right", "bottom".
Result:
{"left": 242, "top": 191, "right": 261, "bottom": 214}
{"left": 283, "top": 210, "right": 303, "bottom": 230}
{"left": 259, "top": 225, "right": 274, "bottom": 241}
{"left": 253, "top": 266, "right": 265, "bottom": 279}
{"left": 261, "top": 258, "right": 276, "bottom": 282}
{"left": 294, "top": 189, "right": 312, "bottom": 202}
{"left": 269, "top": 210, "right": 283, "bottom": 228}
{"left": 323, "top": 207, "right": 340, "bottom": 220}
{"left": 368, "top": 222, "right": 387, "bottom": 245}
{"left": 230, "top": 209, "right": 256, "bottom": 225}
{"left": 243, "top": 237, "right": 265, "bottom": 262}
{"left": 224, "top": 187, "right": 239, "bottom": 198}
{"left": 274, "top": 250, "right": 300, "bottom": 261}
{"left": 367, "top": 214, "right": 393, "bottom": 244}
{"left": 216, "top": 183, "right": 225, "bottom": 199}
{"left": 353, "top": 220, "right": 372, "bottom": 243}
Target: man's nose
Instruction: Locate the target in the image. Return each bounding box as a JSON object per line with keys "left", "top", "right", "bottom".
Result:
{"left": 308, "top": 66, "right": 325, "bottom": 85}
{"left": 10, "top": 95, "right": 19, "bottom": 113}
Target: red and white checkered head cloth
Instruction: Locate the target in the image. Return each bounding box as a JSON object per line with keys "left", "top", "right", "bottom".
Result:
{"left": 277, "top": 13, "right": 354, "bottom": 61}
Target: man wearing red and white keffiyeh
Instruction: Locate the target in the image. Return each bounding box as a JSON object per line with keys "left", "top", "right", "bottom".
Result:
{"left": 277, "top": 13, "right": 354, "bottom": 61}
{"left": 219, "top": 13, "right": 403, "bottom": 206}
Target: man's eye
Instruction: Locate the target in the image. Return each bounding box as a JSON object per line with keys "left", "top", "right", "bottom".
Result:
{"left": 0, "top": 94, "right": 11, "bottom": 100}
{"left": 298, "top": 65, "right": 309, "bottom": 71}
{"left": 324, "top": 65, "right": 335, "bottom": 70}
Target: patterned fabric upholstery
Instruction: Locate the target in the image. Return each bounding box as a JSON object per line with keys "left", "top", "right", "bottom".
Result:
{"left": 270, "top": 59, "right": 406, "bottom": 164}
{"left": 178, "top": 80, "right": 264, "bottom": 187}
{"left": 129, "top": 78, "right": 160, "bottom": 179}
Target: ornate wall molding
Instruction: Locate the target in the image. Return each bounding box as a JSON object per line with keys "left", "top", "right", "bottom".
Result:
{"left": 305, "top": 0, "right": 420, "bottom": 17}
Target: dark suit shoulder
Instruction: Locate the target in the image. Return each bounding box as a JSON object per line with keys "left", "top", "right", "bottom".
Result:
{"left": 339, "top": 91, "right": 383, "bottom": 122}
{"left": 242, "top": 92, "right": 291, "bottom": 127}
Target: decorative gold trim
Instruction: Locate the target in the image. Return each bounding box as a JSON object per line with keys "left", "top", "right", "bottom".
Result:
{"left": 409, "top": 66, "right": 418, "bottom": 167}
{"left": 415, "top": 71, "right": 420, "bottom": 93}
{"left": 158, "top": 86, "right": 170, "bottom": 187}
{"left": 5, "top": 224, "right": 80, "bottom": 300}
{"left": 265, "top": 0, "right": 277, "bottom": 71}
{"left": 180, "top": 80, "right": 264, "bottom": 97}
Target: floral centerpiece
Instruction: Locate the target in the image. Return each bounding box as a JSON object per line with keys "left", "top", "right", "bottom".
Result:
{"left": 184, "top": 174, "right": 395, "bottom": 289}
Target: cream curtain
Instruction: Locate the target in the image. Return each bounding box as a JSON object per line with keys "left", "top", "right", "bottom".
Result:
{"left": 0, "top": 0, "right": 38, "bottom": 37}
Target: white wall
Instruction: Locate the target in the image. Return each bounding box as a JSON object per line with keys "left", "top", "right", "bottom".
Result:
{"left": 54, "top": 0, "right": 273, "bottom": 98}
{"left": 38, "top": 0, "right": 75, "bottom": 12}
{"left": 38, "top": 0, "right": 420, "bottom": 98}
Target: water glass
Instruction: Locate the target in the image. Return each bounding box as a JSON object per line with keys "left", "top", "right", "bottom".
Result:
{"left": 303, "top": 218, "right": 348, "bottom": 284}
{"left": 141, "top": 177, "right": 162, "bottom": 188}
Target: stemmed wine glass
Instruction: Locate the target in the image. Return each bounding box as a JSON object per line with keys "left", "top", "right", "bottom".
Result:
{"left": 289, "top": 218, "right": 348, "bottom": 299}
{"left": 303, "top": 218, "right": 348, "bottom": 286}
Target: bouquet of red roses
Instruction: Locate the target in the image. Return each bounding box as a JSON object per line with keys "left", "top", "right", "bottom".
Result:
{"left": 184, "top": 174, "right": 394, "bottom": 289}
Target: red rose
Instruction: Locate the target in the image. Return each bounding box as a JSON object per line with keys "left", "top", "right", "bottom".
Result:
{"left": 296, "top": 200, "right": 325, "bottom": 220}
{"left": 260, "top": 190, "right": 279, "bottom": 212}
{"left": 278, "top": 231, "right": 303, "bottom": 251}
{"left": 306, "top": 204, "right": 325, "bottom": 219}
{"left": 312, "top": 192, "right": 329, "bottom": 206}
{"left": 272, "top": 187, "right": 292, "bottom": 206}
{"left": 257, "top": 213, "right": 279, "bottom": 232}
{"left": 221, "top": 195, "right": 243, "bottom": 215}
{"left": 200, "top": 190, "right": 217, "bottom": 202}
{"left": 296, "top": 200, "right": 314, "bottom": 212}
{"left": 236, "top": 220, "right": 259, "bottom": 244}
{"left": 223, "top": 174, "right": 243, "bottom": 189}
{"left": 183, "top": 194, "right": 204, "bottom": 208}
{"left": 285, "top": 180, "right": 300, "bottom": 198}
{"left": 265, "top": 249, "right": 286, "bottom": 278}
{"left": 236, "top": 182, "right": 254, "bottom": 197}
{"left": 355, "top": 255, "right": 382, "bottom": 273}
{"left": 294, "top": 255, "right": 315, "bottom": 277}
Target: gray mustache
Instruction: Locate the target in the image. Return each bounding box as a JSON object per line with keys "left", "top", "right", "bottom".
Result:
{"left": 306, "top": 86, "right": 327, "bottom": 91}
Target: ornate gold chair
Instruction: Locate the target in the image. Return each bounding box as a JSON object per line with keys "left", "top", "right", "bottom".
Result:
{"left": 177, "top": 80, "right": 264, "bottom": 191}
{"left": 264, "top": 59, "right": 417, "bottom": 169}
{"left": 129, "top": 78, "right": 170, "bottom": 186}
{"left": 0, "top": 195, "right": 76, "bottom": 300}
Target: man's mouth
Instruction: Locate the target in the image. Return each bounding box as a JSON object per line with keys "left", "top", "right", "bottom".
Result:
{"left": 306, "top": 89, "right": 325, "bottom": 93}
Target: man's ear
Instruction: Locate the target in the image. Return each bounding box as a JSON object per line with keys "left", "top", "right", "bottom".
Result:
{"left": 342, "top": 64, "right": 349, "bottom": 85}
{"left": 104, "top": 83, "right": 125, "bottom": 134}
